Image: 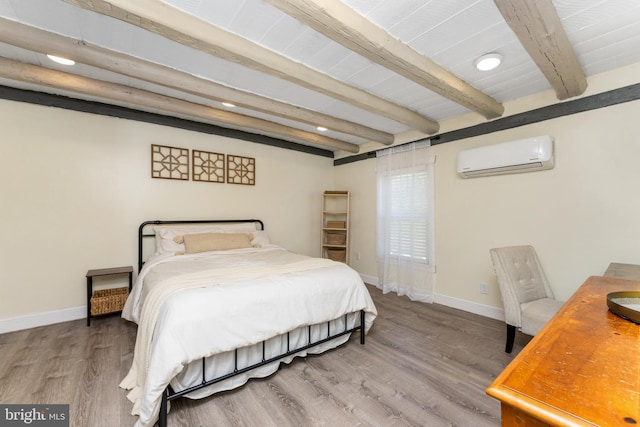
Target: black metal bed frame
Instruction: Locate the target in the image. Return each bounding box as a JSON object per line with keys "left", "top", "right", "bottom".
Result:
{"left": 138, "top": 219, "right": 265, "bottom": 272}
{"left": 137, "top": 219, "right": 366, "bottom": 427}
{"left": 159, "top": 311, "right": 365, "bottom": 427}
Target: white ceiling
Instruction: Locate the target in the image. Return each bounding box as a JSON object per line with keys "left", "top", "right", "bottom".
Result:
{"left": 0, "top": 0, "right": 639, "bottom": 153}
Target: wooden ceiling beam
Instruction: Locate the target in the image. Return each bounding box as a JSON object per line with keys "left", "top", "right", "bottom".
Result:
{"left": 64, "top": 0, "right": 440, "bottom": 134}
{"left": 0, "top": 57, "right": 360, "bottom": 153}
{"left": 494, "top": 0, "right": 587, "bottom": 100}
{"left": 267, "top": 0, "right": 504, "bottom": 120}
{"left": 0, "top": 18, "right": 392, "bottom": 145}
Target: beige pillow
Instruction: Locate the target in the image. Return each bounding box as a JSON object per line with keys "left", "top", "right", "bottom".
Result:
{"left": 181, "top": 232, "right": 253, "bottom": 254}
{"left": 155, "top": 223, "right": 258, "bottom": 255}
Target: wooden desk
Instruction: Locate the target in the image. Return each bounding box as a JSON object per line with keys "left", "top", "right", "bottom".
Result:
{"left": 486, "top": 275, "right": 640, "bottom": 426}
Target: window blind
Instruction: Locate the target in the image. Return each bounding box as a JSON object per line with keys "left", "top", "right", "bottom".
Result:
{"left": 388, "top": 171, "right": 429, "bottom": 262}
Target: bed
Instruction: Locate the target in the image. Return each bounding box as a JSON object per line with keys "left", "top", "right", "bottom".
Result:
{"left": 120, "top": 219, "right": 378, "bottom": 427}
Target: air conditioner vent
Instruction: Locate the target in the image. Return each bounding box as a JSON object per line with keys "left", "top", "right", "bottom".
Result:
{"left": 457, "top": 136, "right": 554, "bottom": 178}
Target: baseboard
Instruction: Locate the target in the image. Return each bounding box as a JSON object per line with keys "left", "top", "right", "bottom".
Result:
{"left": 359, "top": 272, "right": 504, "bottom": 321}
{"left": 360, "top": 273, "right": 378, "bottom": 286}
{"left": 433, "top": 293, "right": 505, "bottom": 321}
{"left": 0, "top": 305, "right": 85, "bottom": 334}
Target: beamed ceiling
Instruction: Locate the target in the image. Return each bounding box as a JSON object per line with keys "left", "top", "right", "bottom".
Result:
{"left": 0, "top": 0, "right": 639, "bottom": 155}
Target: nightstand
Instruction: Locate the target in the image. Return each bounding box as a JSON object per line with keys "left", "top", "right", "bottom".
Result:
{"left": 86, "top": 266, "right": 133, "bottom": 326}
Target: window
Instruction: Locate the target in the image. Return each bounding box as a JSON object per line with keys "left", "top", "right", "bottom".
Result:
{"left": 376, "top": 141, "right": 435, "bottom": 302}
{"left": 385, "top": 170, "right": 430, "bottom": 262}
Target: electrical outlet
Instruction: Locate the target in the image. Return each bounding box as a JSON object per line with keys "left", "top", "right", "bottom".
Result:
{"left": 480, "top": 283, "right": 489, "bottom": 295}
{"left": 356, "top": 251, "right": 361, "bottom": 260}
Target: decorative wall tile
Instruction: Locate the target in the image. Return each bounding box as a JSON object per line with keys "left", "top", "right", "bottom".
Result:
{"left": 227, "top": 154, "right": 256, "bottom": 185}
{"left": 192, "top": 150, "right": 225, "bottom": 183}
{"left": 151, "top": 144, "right": 189, "bottom": 180}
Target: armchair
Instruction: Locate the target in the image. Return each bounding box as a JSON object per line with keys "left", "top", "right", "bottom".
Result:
{"left": 490, "top": 245, "right": 564, "bottom": 353}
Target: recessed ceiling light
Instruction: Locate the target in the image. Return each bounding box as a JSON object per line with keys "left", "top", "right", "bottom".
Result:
{"left": 47, "top": 54, "right": 75, "bottom": 66}
{"left": 475, "top": 53, "right": 503, "bottom": 71}
{"left": 316, "top": 126, "right": 328, "bottom": 132}
{"left": 221, "top": 102, "right": 236, "bottom": 108}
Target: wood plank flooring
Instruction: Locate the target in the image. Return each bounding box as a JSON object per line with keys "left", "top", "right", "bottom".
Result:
{"left": 0, "top": 285, "right": 529, "bottom": 426}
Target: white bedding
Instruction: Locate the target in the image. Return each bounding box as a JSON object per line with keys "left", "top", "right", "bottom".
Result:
{"left": 120, "top": 245, "right": 377, "bottom": 427}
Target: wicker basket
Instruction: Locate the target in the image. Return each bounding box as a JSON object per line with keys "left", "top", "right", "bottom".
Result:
{"left": 327, "top": 220, "right": 346, "bottom": 229}
{"left": 91, "top": 287, "right": 128, "bottom": 316}
{"left": 327, "top": 248, "right": 346, "bottom": 262}
{"left": 326, "top": 233, "right": 346, "bottom": 245}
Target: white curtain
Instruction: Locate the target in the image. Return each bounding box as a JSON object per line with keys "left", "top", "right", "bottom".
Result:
{"left": 376, "top": 140, "right": 435, "bottom": 302}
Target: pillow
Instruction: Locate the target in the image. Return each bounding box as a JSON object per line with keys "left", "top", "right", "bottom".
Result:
{"left": 175, "top": 230, "right": 269, "bottom": 247}
{"left": 154, "top": 223, "right": 259, "bottom": 254}
{"left": 182, "top": 232, "right": 253, "bottom": 254}
{"left": 251, "top": 230, "right": 270, "bottom": 248}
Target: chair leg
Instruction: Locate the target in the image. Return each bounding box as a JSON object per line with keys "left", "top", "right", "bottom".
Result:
{"left": 505, "top": 324, "right": 516, "bottom": 353}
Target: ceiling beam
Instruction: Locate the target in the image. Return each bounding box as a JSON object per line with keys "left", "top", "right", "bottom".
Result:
{"left": 266, "top": 0, "right": 504, "bottom": 120}
{"left": 0, "top": 18, "right": 392, "bottom": 145}
{"left": 494, "top": 0, "right": 587, "bottom": 100}
{"left": 0, "top": 57, "right": 360, "bottom": 153}
{"left": 64, "top": 0, "right": 440, "bottom": 134}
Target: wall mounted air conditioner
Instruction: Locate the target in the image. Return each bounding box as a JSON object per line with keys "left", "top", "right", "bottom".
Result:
{"left": 456, "top": 135, "right": 554, "bottom": 178}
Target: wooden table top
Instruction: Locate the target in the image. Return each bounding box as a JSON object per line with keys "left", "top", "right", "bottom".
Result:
{"left": 486, "top": 275, "right": 640, "bottom": 426}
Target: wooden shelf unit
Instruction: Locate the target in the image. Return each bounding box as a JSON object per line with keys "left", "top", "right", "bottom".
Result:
{"left": 321, "top": 190, "right": 350, "bottom": 264}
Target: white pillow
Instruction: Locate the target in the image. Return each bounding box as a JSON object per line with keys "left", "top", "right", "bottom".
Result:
{"left": 250, "top": 230, "right": 270, "bottom": 248}
{"left": 154, "top": 223, "right": 259, "bottom": 254}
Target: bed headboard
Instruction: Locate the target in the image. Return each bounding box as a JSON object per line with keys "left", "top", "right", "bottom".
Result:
{"left": 138, "top": 219, "right": 265, "bottom": 272}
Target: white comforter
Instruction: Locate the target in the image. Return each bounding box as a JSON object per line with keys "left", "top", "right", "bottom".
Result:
{"left": 120, "top": 245, "right": 377, "bottom": 427}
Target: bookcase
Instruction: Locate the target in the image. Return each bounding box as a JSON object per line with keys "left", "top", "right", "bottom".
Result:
{"left": 321, "top": 190, "right": 349, "bottom": 263}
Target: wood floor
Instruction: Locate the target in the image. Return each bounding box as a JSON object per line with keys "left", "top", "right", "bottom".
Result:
{"left": 0, "top": 285, "right": 529, "bottom": 426}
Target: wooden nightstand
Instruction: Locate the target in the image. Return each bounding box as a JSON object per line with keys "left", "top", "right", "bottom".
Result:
{"left": 86, "top": 266, "right": 133, "bottom": 326}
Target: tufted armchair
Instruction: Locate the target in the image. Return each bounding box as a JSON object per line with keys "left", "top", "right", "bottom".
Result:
{"left": 490, "top": 245, "right": 564, "bottom": 353}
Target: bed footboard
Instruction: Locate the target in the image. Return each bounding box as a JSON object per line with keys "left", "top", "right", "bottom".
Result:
{"left": 158, "top": 310, "right": 366, "bottom": 427}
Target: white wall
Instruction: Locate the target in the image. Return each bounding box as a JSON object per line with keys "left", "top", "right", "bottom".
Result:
{"left": 434, "top": 101, "right": 640, "bottom": 304}
{"left": 0, "top": 101, "right": 333, "bottom": 328}
{"left": 336, "top": 63, "right": 640, "bottom": 317}
{"left": 3, "top": 63, "right": 640, "bottom": 331}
